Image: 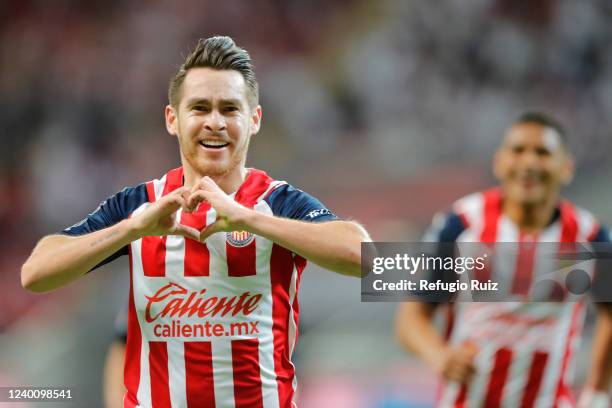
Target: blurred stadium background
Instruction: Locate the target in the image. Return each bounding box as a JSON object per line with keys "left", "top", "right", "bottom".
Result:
{"left": 1, "top": 0, "right": 612, "bottom": 407}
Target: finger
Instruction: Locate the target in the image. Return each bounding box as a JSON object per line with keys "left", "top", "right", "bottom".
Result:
{"left": 172, "top": 223, "right": 201, "bottom": 241}
{"left": 156, "top": 195, "right": 185, "bottom": 216}
{"left": 199, "top": 221, "right": 224, "bottom": 242}
{"left": 186, "top": 190, "right": 211, "bottom": 211}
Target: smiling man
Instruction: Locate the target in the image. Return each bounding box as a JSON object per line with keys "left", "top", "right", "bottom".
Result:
{"left": 21, "top": 36, "right": 370, "bottom": 408}
{"left": 396, "top": 113, "right": 612, "bottom": 407}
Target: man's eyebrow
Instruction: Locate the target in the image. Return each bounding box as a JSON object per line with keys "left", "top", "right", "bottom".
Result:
{"left": 185, "top": 98, "right": 243, "bottom": 106}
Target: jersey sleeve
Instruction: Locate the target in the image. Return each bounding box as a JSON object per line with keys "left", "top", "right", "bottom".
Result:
{"left": 416, "top": 211, "right": 469, "bottom": 302}
{"left": 590, "top": 225, "right": 611, "bottom": 303}
{"left": 263, "top": 183, "right": 339, "bottom": 222}
{"left": 59, "top": 183, "right": 149, "bottom": 270}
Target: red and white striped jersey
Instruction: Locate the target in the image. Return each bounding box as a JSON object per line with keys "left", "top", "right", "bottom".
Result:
{"left": 62, "top": 167, "right": 338, "bottom": 408}
{"left": 424, "top": 188, "right": 610, "bottom": 408}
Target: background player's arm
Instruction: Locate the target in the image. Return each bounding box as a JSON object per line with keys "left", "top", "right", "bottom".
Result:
{"left": 103, "top": 340, "right": 126, "bottom": 408}
{"left": 584, "top": 303, "right": 612, "bottom": 391}
{"left": 395, "top": 302, "right": 477, "bottom": 384}
{"left": 21, "top": 187, "right": 198, "bottom": 293}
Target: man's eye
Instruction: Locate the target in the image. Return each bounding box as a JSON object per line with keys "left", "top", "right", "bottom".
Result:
{"left": 536, "top": 148, "right": 551, "bottom": 156}
{"left": 224, "top": 106, "right": 238, "bottom": 112}
{"left": 193, "top": 106, "right": 206, "bottom": 111}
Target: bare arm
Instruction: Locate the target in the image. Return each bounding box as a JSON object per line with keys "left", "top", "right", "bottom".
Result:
{"left": 585, "top": 304, "right": 612, "bottom": 391}
{"left": 21, "top": 221, "right": 138, "bottom": 292}
{"left": 103, "top": 340, "right": 127, "bottom": 408}
{"left": 395, "top": 302, "right": 477, "bottom": 384}
{"left": 190, "top": 177, "right": 371, "bottom": 277}
{"left": 21, "top": 187, "right": 199, "bottom": 293}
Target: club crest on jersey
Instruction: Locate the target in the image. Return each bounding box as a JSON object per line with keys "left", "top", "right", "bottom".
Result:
{"left": 226, "top": 230, "right": 255, "bottom": 248}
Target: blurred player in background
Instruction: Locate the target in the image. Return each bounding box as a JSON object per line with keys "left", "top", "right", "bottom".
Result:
{"left": 396, "top": 112, "right": 612, "bottom": 407}
{"left": 104, "top": 307, "right": 128, "bottom": 408}
{"left": 21, "top": 36, "right": 370, "bottom": 408}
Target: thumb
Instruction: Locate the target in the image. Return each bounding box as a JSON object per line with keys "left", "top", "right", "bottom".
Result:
{"left": 199, "top": 221, "right": 224, "bottom": 242}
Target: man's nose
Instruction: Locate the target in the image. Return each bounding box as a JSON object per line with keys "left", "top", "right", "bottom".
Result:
{"left": 519, "top": 150, "right": 540, "bottom": 168}
{"left": 204, "top": 110, "right": 226, "bottom": 132}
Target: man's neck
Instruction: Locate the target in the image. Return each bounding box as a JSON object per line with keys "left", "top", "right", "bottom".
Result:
{"left": 502, "top": 196, "right": 558, "bottom": 233}
{"left": 183, "top": 165, "right": 248, "bottom": 194}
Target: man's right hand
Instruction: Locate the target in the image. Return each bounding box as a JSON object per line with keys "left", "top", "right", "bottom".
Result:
{"left": 128, "top": 187, "right": 200, "bottom": 241}
{"left": 431, "top": 342, "right": 478, "bottom": 384}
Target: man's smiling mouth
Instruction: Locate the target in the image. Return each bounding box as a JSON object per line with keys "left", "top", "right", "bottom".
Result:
{"left": 199, "top": 140, "right": 229, "bottom": 149}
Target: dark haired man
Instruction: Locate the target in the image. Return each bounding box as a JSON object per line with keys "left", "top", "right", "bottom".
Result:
{"left": 22, "top": 36, "right": 370, "bottom": 408}
{"left": 396, "top": 113, "right": 612, "bottom": 407}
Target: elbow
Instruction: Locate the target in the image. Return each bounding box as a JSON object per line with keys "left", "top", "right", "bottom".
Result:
{"left": 21, "top": 261, "right": 46, "bottom": 293}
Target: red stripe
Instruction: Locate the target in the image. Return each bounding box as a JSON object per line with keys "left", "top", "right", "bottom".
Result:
{"left": 181, "top": 203, "right": 211, "bottom": 276}
{"left": 475, "top": 189, "right": 501, "bottom": 282}
{"left": 124, "top": 246, "right": 141, "bottom": 408}
{"left": 270, "top": 244, "right": 297, "bottom": 406}
{"left": 226, "top": 169, "right": 273, "bottom": 277}
{"left": 559, "top": 200, "right": 578, "bottom": 243}
{"left": 185, "top": 342, "right": 216, "bottom": 407}
{"left": 148, "top": 341, "right": 171, "bottom": 408}
{"left": 520, "top": 351, "right": 549, "bottom": 408}
{"left": 227, "top": 239, "right": 257, "bottom": 277}
{"left": 480, "top": 188, "right": 502, "bottom": 243}
{"left": 454, "top": 384, "right": 467, "bottom": 407}
{"left": 146, "top": 181, "right": 156, "bottom": 203}
{"left": 232, "top": 338, "right": 264, "bottom": 408}
{"left": 511, "top": 232, "right": 538, "bottom": 296}
{"left": 234, "top": 169, "right": 273, "bottom": 207}
{"left": 483, "top": 348, "right": 513, "bottom": 407}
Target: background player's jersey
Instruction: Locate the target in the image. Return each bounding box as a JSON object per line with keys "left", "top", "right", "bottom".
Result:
{"left": 62, "top": 167, "right": 338, "bottom": 408}
{"left": 424, "top": 188, "right": 610, "bottom": 408}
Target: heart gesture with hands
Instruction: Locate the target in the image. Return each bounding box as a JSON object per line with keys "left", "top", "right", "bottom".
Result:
{"left": 185, "top": 176, "right": 252, "bottom": 242}
{"left": 129, "top": 177, "right": 251, "bottom": 243}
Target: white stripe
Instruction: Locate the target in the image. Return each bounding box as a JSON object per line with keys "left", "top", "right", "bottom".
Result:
{"left": 465, "top": 345, "right": 496, "bottom": 406}
{"left": 165, "top": 225, "right": 187, "bottom": 407}
{"left": 501, "top": 350, "right": 535, "bottom": 407}
{"left": 287, "top": 263, "right": 299, "bottom": 394}
{"left": 438, "top": 382, "right": 460, "bottom": 408}
{"left": 131, "top": 236, "right": 152, "bottom": 408}
{"left": 167, "top": 342, "right": 186, "bottom": 408}
{"left": 534, "top": 303, "right": 574, "bottom": 407}
{"left": 153, "top": 174, "right": 167, "bottom": 201}
{"left": 211, "top": 339, "right": 235, "bottom": 408}
{"left": 254, "top": 201, "right": 280, "bottom": 408}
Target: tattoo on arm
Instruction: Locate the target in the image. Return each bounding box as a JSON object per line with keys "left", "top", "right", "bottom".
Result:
{"left": 90, "top": 230, "right": 121, "bottom": 248}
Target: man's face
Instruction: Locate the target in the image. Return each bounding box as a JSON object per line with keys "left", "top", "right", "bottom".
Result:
{"left": 165, "top": 67, "right": 261, "bottom": 178}
{"left": 493, "top": 122, "right": 574, "bottom": 205}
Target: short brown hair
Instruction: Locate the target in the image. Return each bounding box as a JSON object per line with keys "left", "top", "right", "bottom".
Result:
{"left": 168, "top": 36, "right": 259, "bottom": 108}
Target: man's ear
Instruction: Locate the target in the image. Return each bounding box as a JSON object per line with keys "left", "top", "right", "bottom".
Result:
{"left": 165, "top": 105, "right": 178, "bottom": 136}
{"left": 250, "top": 105, "right": 262, "bottom": 135}
{"left": 560, "top": 153, "right": 575, "bottom": 185}
{"left": 492, "top": 149, "right": 504, "bottom": 181}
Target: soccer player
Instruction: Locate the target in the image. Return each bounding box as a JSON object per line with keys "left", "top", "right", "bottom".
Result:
{"left": 21, "top": 36, "right": 370, "bottom": 408}
{"left": 395, "top": 113, "right": 612, "bottom": 407}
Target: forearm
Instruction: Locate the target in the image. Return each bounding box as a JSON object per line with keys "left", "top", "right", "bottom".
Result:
{"left": 243, "top": 213, "right": 368, "bottom": 277}
{"left": 21, "top": 219, "right": 138, "bottom": 293}
{"left": 396, "top": 302, "right": 446, "bottom": 366}
{"left": 585, "top": 305, "right": 612, "bottom": 391}
{"left": 104, "top": 341, "right": 127, "bottom": 408}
